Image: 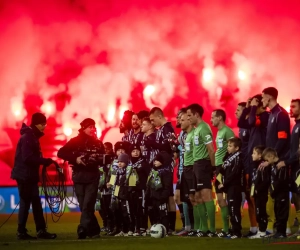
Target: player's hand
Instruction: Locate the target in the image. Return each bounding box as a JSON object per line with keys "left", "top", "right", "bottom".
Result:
{"left": 218, "top": 184, "right": 224, "bottom": 189}
{"left": 276, "top": 161, "right": 286, "bottom": 169}
{"left": 76, "top": 155, "right": 86, "bottom": 166}
{"left": 250, "top": 98, "right": 259, "bottom": 107}
{"left": 107, "top": 183, "right": 112, "bottom": 188}
{"left": 258, "top": 161, "right": 268, "bottom": 170}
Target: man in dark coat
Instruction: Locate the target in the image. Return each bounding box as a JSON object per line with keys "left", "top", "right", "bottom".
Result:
{"left": 11, "top": 112, "right": 57, "bottom": 240}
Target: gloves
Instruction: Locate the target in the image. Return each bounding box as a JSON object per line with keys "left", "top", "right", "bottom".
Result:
{"left": 42, "top": 158, "right": 53, "bottom": 167}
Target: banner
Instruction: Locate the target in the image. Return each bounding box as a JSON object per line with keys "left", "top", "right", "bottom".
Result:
{"left": 0, "top": 186, "right": 80, "bottom": 214}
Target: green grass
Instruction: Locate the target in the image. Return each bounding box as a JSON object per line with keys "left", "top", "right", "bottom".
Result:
{"left": 0, "top": 210, "right": 299, "bottom": 250}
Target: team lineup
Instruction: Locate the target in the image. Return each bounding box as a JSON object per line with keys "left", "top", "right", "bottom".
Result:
{"left": 10, "top": 86, "right": 300, "bottom": 240}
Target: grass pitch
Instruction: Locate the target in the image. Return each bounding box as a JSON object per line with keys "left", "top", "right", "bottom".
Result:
{"left": 0, "top": 209, "right": 299, "bottom": 250}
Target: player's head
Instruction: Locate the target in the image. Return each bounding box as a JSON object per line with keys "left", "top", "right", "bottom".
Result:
{"left": 186, "top": 103, "right": 204, "bottom": 126}
{"left": 211, "top": 109, "right": 226, "bottom": 127}
{"left": 227, "top": 137, "right": 242, "bottom": 154}
{"left": 262, "top": 147, "right": 278, "bottom": 164}
{"left": 180, "top": 110, "right": 190, "bottom": 131}
{"left": 290, "top": 99, "right": 300, "bottom": 119}
{"left": 252, "top": 145, "right": 266, "bottom": 161}
{"left": 235, "top": 102, "right": 246, "bottom": 120}
{"left": 120, "top": 110, "right": 134, "bottom": 133}
{"left": 149, "top": 107, "right": 165, "bottom": 127}
{"left": 262, "top": 87, "right": 278, "bottom": 108}
{"left": 176, "top": 108, "right": 186, "bottom": 128}
{"left": 141, "top": 117, "right": 155, "bottom": 133}
{"left": 131, "top": 113, "right": 140, "bottom": 130}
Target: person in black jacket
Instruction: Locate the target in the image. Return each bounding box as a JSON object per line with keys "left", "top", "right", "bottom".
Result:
{"left": 262, "top": 148, "right": 289, "bottom": 238}
{"left": 112, "top": 153, "right": 131, "bottom": 237}
{"left": 141, "top": 117, "right": 158, "bottom": 165}
{"left": 127, "top": 144, "right": 150, "bottom": 236}
{"left": 237, "top": 95, "right": 269, "bottom": 236}
{"left": 218, "top": 137, "right": 243, "bottom": 239}
{"left": 57, "top": 118, "right": 105, "bottom": 239}
{"left": 277, "top": 99, "right": 300, "bottom": 235}
{"left": 249, "top": 145, "right": 270, "bottom": 239}
{"left": 120, "top": 110, "right": 134, "bottom": 142}
{"left": 261, "top": 87, "right": 291, "bottom": 235}
{"left": 11, "top": 113, "right": 57, "bottom": 240}
{"left": 146, "top": 152, "right": 173, "bottom": 234}
{"left": 261, "top": 87, "right": 290, "bottom": 159}
{"left": 238, "top": 95, "right": 269, "bottom": 183}
{"left": 149, "top": 107, "right": 176, "bottom": 234}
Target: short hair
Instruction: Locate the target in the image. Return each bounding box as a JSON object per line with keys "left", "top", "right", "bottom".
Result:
{"left": 177, "top": 108, "right": 187, "bottom": 116}
{"left": 291, "top": 99, "right": 300, "bottom": 106}
{"left": 149, "top": 107, "right": 164, "bottom": 116}
{"left": 104, "top": 142, "right": 113, "bottom": 149}
{"left": 213, "top": 109, "right": 226, "bottom": 122}
{"left": 137, "top": 110, "right": 149, "bottom": 120}
{"left": 142, "top": 117, "right": 152, "bottom": 123}
{"left": 186, "top": 103, "right": 204, "bottom": 117}
{"left": 262, "top": 147, "right": 278, "bottom": 158}
{"left": 228, "top": 137, "right": 242, "bottom": 149}
{"left": 262, "top": 87, "right": 278, "bottom": 100}
{"left": 253, "top": 145, "right": 266, "bottom": 155}
{"left": 238, "top": 102, "right": 246, "bottom": 108}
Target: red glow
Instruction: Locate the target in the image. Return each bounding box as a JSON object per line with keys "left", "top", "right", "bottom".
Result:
{"left": 0, "top": 1, "right": 300, "bottom": 188}
{"left": 143, "top": 85, "right": 156, "bottom": 97}
{"left": 238, "top": 70, "right": 247, "bottom": 81}
{"left": 41, "top": 101, "right": 55, "bottom": 116}
{"left": 63, "top": 127, "right": 73, "bottom": 137}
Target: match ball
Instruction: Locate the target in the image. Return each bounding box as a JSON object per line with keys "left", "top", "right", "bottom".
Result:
{"left": 150, "top": 224, "right": 167, "bottom": 238}
{"left": 297, "top": 236, "right": 300, "bottom": 240}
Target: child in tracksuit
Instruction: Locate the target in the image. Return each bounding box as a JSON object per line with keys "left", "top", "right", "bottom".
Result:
{"left": 128, "top": 144, "right": 150, "bottom": 236}
{"left": 249, "top": 145, "right": 271, "bottom": 239}
{"left": 105, "top": 141, "right": 130, "bottom": 236}
{"left": 146, "top": 151, "right": 173, "bottom": 233}
{"left": 112, "top": 153, "right": 131, "bottom": 237}
{"left": 218, "top": 138, "right": 243, "bottom": 239}
{"left": 262, "top": 148, "right": 289, "bottom": 238}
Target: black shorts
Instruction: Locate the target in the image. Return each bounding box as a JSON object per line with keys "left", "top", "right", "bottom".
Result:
{"left": 214, "top": 165, "right": 223, "bottom": 194}
{"left": 193, "top": 159, "right": 212, "bottom": 190}
{"left": 180, "top": 166, "right": 195, "bottom": 201}
{"left": 176, "top": 179, "right": 181, "bottom": 190}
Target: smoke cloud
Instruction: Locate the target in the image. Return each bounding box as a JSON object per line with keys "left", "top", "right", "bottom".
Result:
{"left": 0, "top": 0, "right": 300, "bottom": 136}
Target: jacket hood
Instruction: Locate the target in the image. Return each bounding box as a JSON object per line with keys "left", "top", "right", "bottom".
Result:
{"left": 20, "top": 123, "right": 44, "bottom": 138}
{"left": 20, "top": 123, "right": 32, "bottom": 135}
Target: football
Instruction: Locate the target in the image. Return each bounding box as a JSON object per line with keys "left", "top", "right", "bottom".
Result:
{"left": 150, "top": 224, "right": 167, "bottom": 238}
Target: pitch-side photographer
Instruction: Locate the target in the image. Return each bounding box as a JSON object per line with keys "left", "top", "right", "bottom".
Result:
{"left": 57, "top": 118, "right": 105, "bottom": 239}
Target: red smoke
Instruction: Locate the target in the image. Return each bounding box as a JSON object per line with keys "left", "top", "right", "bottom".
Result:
{"left": 0, "top": 0, "right": 300, "bottom": 140}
